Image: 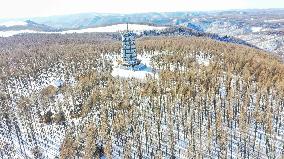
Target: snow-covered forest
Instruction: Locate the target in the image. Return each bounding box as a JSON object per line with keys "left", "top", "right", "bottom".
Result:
{"left": 0, "top": 33, "right": 284, "bottom": 158}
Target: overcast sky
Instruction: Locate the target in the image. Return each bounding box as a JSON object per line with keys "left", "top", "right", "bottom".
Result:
{"left": 0, "top": 0, "right": 283, "bottom": 19}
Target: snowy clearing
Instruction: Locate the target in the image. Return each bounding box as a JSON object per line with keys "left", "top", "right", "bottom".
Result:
{"left": 0, "top": 24, "right": 167, "bottom": 37}
{"left": 0, "top": 30, "right": 40, "bottom": 37}
{"left": 0, "top": 30, "right": 57, "bottom": 37}
{"left": 0, "top": 21, "right": 27, "bottom": 27}
{"left": 196, "top": 52, "right": 211, "bottom": 66}
{"left": 111, "top": 54, "right": 155, "bottom": 79}
{"left": 251, "top": 27, "right": 262, "bottom": 33}
{"left": 111, "top": 67, "right": 154, "bottom": 79}
{"left": 264, "top": 19, "right": 284, "bottom": 23}
{"left": 62, "top": 24, "right": 167, "bottom": 34}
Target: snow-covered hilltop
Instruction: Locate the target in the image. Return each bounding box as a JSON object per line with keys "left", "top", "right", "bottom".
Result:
{"left": 1, "top": 9, "right": 284, "bottom": 158}
{"left": 1, "top": 34, "right": 284, "bottom": 158}
{"left": 0, "top": 20, "right": 59, "bottom": 37}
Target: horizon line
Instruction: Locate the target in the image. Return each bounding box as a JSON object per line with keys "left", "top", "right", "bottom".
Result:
{"left": 0, "top": 7, "right": 283, "bottom": 21}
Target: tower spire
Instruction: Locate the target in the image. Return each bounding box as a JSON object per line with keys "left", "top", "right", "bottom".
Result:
{"left": 127, "top": 22, "right": 129, "bottom": 32}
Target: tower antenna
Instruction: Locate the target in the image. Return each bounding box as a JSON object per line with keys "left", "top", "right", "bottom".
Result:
{"left": 126, "top": 17, "right": 129, "bottom": 31}
{"left": 127, "top": 22, "right": 129, "bottom": 32}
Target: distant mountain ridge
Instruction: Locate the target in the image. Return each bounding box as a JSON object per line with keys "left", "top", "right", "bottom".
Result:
{"left": 0, "top": 20, "right": 60, "bottom": 32}
{"left": 29, "top": 12, "right": 191, "bottom": 29}
{"left": 0, "top": 9, "right": 283, "bottom": 58}
{"left": 25, "top": 9, "right": 283, "bottom": 30}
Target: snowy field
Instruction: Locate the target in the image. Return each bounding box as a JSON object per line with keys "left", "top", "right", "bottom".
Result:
{"left": 62, "top": 24, "right": 167, "bottom": 34}
{"left": 251, "top": 27, "right": 263, "bottom": 33}
{"left": 111, "top": 66, "right": 154, "bottom": 79}
{"left": 0, "top": 30, "right": 46, "bottom": 37}
{"left": 0, "top": 23, "right": 167, "bottom": 37}
{"left": 111, "top": 54, "right": 156, "bottom": 79}
{"left": 0, "top": 21, "right": 27, "bottom": 27}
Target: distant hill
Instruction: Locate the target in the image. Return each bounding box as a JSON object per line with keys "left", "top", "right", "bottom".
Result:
{"left": 30, "top": 12, "right": 191, "bottom": 29}
{"left": 28, "top": 9, "right": 284, "bottom": 58}
{"left": 0, "top": 20, "right": 60, "bottom": 32}
{"left": 0, "top": 9, "right": 283, "bottom": 58}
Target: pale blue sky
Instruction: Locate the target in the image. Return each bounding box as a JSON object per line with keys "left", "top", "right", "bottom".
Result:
{"left": 0, "top": 0, "right": 283, "bottom": 19}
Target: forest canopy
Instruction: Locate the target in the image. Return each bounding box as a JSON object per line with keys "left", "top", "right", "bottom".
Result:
{"left": 1, "top": 33, "right": 284, "bottom": 158}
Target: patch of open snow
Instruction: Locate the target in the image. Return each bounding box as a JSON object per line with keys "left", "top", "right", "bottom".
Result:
{"left": 111, "top": 54, "right": 156, "bottom": 79}
{"left": 251, "top": 27, "right": 262, "bottom": 33}
{"left": 62, "top": 24, "right": 167, "bottom": 34}
{"left": 138, "top": 54, "right": 152, "bottom": 66}
{"left": 264, "top": 19, "right": 284, "bottom": 23}
{"left": 196, "top": 53, "right": 211, "bottom": 66}
{"left": 0, "top": 30, "right": 39, "bottom": 37}
{"left": 100, "top": 155, "right": 106, "bottom": 159}
{"left": 56, "top": 93, "right": 64, "bottom": 103}
{"left": 0, "top": 24, "right": 167, "bottom": 37}
{"left": 0, "top": 21, "right": 27, "bottom": 27}
{"left": 0, "top": 30, "right": 59, "bottom": 37}
{"left": 49, "top": 79, "right": 64, "bottom": 88}
{"left": 111, "top": 66, "right": 154, "bottom": 79}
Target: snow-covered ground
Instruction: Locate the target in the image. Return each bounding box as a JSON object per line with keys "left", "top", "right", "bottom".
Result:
{"left": 204, "top": 21, "right": 284, "bottom": 58}
{"left": 0, "top": 24, "right": 167, "bottom": 37}
{"left": 111, "top": 54, "right": 155, "bottom": 79}
{"left": 111, "top": 67, "right": 153, "bottom": 79}
{"left": 205, "top": 21, "right": 251, "bottom": 36}
{"left": 0, "top": 21, "right": 27, "bottom": 27}
{"left": 237, "top": 34, "right": 284, "bottom": 54}
{"left": 196, "top": 52, "right": 211, "bottom": 66}
{"left": 264, "top": 18, "right": 284, "bottom": 23}
{"left": 63, "top": 24, "right": 167, "bottom": 34}
{"left": 251, "top": 27, "right": 263, "bottom": 33}
{"left": 0, "top": 30, "right": 44, "bottom": 37}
